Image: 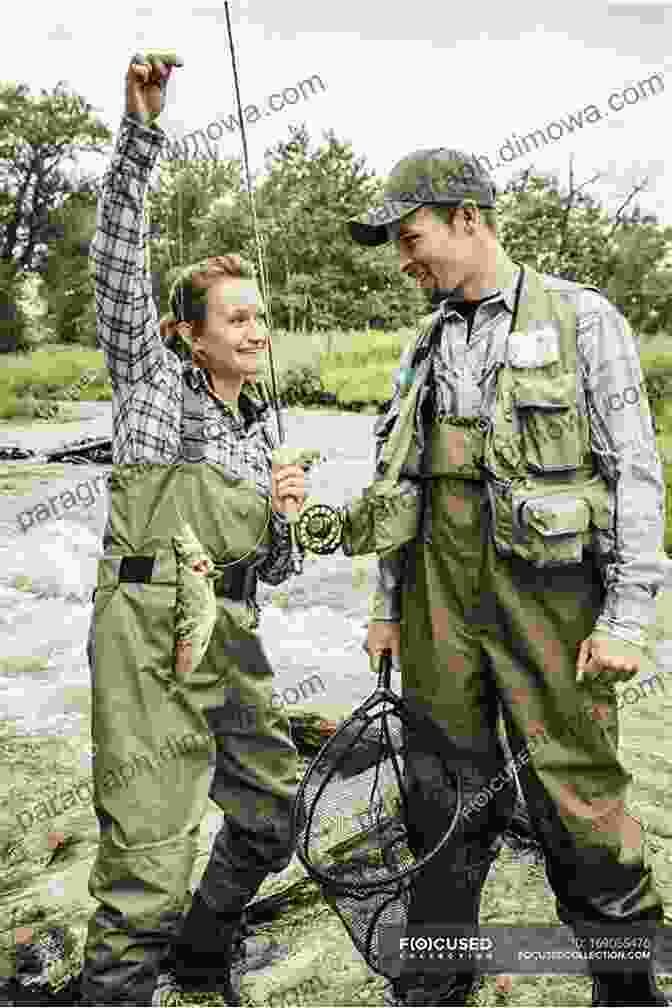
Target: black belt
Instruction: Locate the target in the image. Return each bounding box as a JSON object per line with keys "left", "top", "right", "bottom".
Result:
{"left": 117, "top": 555, "right": 257, "bottom": 602}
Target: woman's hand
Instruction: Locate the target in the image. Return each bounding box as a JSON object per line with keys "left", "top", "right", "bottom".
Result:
{"left": 271, "top": 464, "right": 307, "bottom": 519}
{"left": 125, "top": 50, "right": 183, "bottom": 124}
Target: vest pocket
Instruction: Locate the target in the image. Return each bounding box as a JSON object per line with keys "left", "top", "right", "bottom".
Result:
{"left": 513, "top": 373, "right": 582, "bottom": 474}
{"left": 487, "top": 477, "right": 611, "bottom": 568}
{"left": 517, "top": 494, "right": 590, "bottom": 566}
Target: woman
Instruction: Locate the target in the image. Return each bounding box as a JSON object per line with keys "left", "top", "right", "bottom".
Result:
{"left": 78, "top": 52, "right": 309, "bottom": 1007}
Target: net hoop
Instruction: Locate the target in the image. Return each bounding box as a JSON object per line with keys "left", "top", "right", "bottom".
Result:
{"left": 292, "top": 650, "right": 465, "bottom": 894}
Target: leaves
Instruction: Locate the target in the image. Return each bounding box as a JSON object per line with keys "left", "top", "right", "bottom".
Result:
{"left": 2, "top": 76, "right": 672, "bottom": 351}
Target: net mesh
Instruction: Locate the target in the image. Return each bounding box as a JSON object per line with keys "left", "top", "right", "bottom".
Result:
{"left": 292, "top": 652, "right": 465, "bottom": 979}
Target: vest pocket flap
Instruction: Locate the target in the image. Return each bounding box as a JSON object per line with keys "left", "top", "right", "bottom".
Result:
{"left": 512, "top": 372, "right": 575, "bottom": 410}
{"left": 520, "top": 495, "right": 591, "bottom": 537}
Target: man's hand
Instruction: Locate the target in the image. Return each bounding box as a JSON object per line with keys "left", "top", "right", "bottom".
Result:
{"left": 125, "top": 51, "right": 183, "bottom": 124}
{"left": 270, "top": 464, "right": 306, "bottom": 519}
{"left": 364, "top": 621, "right": 401, "bottom": 675}
{"left": 576, "top": 634, "right": 641, "bottom": 686}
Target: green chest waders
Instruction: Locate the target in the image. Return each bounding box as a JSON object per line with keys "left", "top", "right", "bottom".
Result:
{"left": 391, "top": 267, "right": 664, "bottom": 1000}
{"left": 81, "top": 379, "right": 302, "bottom": 1006}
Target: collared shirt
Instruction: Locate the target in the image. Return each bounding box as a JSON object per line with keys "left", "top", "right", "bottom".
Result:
{"left": 374, "top": 250, "right": 671, "bottom": 648}
{"left": 90, "top": 115, "right": 295, "bottom": 586}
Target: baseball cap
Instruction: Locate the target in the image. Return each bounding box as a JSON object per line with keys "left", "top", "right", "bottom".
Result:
{"left": 348, "top": 148, "right": 497, "bottom": 247}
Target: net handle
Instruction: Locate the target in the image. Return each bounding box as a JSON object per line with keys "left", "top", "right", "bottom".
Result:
{"left": 377, "top": 649, "right": 393, "bottom": 691}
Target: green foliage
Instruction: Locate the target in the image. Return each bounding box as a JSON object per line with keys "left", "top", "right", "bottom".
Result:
{"left": 41, "top": 195, "right": 98, "bottom": 346}
{"left": 0, "top": 80, "right": 111, "bottom": 350}
{"left": 2, "top": 75, "right": 672, "bottom": 349}
{"left": 498, "top": 171, "right": 672, "bottom": 337}
{"left": 321, "top": 365, "right": 395, "bottom": 408}
{"left": 278, "top": 365, "right": 329, "bottom": 407}
{"left": 147, "top": 155, "right": 249, "bottom": 316}
{"left": 0, "top": 346, "right": 108, "bottom": 419}
{"left": 146, "top": 124, "right": 427, "bottom": 333}
{"left": 0, "top": 260, "right": 32, "bottom": 354}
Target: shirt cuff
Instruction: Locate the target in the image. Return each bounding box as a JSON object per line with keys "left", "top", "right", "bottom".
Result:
{"left": 587, "top": 629, "right": 652, "bottom": 665}
{"left": 368, "top": 587, "right": 402, "bottom": 621}
{"left": 594, "top": 585, "right": 659, "bottom": 648}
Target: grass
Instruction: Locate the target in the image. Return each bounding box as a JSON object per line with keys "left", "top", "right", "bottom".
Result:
{"left": 0, "top": 345, "right": 110, "bottom": 421}
{"left": 1, "top": 634, "right": 672, "bottom": 1004}
{"left": 0, "top": 331, "right": 414, "bottom": 423}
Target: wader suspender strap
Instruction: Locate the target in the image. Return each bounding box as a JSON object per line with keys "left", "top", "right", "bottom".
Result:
{"left": 509, "top": 266, "right": 525, "bottom": 336}
{"left": 180, "top": 375, "right": 207, "bottom": 461}
{"left": 178, "top": 373, "right": 258, "bottom": 600}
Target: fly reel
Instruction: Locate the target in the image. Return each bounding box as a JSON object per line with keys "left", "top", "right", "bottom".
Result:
{"left": 294, "top": 502, "right": 344, "bottom": 555}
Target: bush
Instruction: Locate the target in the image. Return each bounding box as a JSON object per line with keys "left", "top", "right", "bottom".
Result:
{"left": 278, "top": 364, "right": 337, "bottom": 407}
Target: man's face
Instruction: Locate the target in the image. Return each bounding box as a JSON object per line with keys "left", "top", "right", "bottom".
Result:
{"left": 193, "top": 276, "right": 267, "bottom": 378}
{"left": 392, "top": 206, "right": 476, "bottom": 295}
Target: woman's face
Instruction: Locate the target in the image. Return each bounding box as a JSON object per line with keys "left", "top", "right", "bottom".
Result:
{"left": 191, "top": 276, "right": 267, "bottom": 380}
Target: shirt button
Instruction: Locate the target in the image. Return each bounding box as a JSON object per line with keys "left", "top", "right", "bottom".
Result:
{"left": 205, "top": 421, "right": 223, "bottom": 438}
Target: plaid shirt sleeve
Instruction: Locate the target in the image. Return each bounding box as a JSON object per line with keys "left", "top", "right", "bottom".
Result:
{"left": 89, "top": 115, "right": 170, "bottom": 389}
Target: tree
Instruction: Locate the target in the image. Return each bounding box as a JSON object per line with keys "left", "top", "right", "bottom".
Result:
{"left": 146, "top": 153, "right": 248, "bottom": 316}
{"left": 0, "top": 81, "right": 110, "bottom": 273}
{"left": 251, "top": 125, "right": 426, "bottom": 331}
{"left": 498, "top": 160, "right": 672, "bottom": 337}
{"left": 40, "top": 193, "right": 98, "bottom": 345}
{"left": 0, "top": 80, "right": 111, "bottom": 350}
{"left": 159, "top": 123, "right": 426, "bottom": 332}
{"left": 0, "top": 260, "right": 30, "bottom": 353}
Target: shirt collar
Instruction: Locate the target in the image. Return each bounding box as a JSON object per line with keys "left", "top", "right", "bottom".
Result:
{"left": 183, "top": 364, "right": 272, "bottom": 423}
{"left": 434, "top": 247, "right": 522, "bottom": 316}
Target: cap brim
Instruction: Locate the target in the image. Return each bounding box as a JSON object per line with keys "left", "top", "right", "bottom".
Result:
{"left": 347, "top": 201, "right": 425, "bottom": 246}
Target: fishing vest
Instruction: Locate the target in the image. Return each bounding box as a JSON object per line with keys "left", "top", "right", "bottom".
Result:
{"left": 343, "top": 264, "right": 614, "bottom": 570}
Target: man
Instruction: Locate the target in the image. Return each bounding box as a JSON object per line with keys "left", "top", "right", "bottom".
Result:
{"left": 350, "top": 149, "right": 670, "bottom": 1006}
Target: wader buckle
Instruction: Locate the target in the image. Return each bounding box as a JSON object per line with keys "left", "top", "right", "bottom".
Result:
{"left": 214, "top": 564, "right": 257, "bottom": 602}
{"left": 119, "top": 555, "right": 155, "bottom": 582}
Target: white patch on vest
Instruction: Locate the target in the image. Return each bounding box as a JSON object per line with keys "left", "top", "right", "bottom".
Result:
{"left": 508, "top": 324, "right": 560, "bottom": 368}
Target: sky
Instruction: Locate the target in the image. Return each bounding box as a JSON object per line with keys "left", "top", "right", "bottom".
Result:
{"left": 3, "top": 0, "right": 672, "bottom": 230}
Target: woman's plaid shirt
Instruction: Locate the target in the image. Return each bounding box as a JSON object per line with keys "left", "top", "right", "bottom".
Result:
{"left": 90, "top": 115, "right": 294, "bottom": 585}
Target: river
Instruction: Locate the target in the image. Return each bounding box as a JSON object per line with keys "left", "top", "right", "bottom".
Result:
{"left": 0, "top": 402, "right": 669, "bottom": 746}
{"left": 0, "top": 404, "right": 393, "bottom": 746}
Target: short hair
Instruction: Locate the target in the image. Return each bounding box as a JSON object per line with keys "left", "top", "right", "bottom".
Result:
{"left": 427, "top": 203, "right": 498, "bottom": 236}
{"left": 159, "top": 254, "right": 257, "bottom": 356}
